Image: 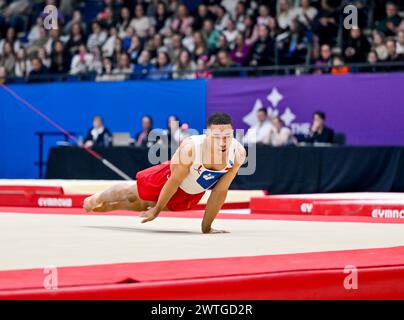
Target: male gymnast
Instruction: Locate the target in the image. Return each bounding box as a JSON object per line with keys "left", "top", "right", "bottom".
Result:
{"left": 83, "top": 112, "right": 246, "bottom": 234}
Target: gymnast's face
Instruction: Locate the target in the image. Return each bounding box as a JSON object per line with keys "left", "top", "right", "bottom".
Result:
{"left": 206, "top": 124, "right": 234, "bottom": 153}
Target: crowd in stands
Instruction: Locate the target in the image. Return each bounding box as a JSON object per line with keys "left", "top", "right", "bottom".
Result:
{"left": 85, "top": 109, "right": 336, "bottom": 149}
{"left": 0, "top": 0, "right": 404, "bottom": 83}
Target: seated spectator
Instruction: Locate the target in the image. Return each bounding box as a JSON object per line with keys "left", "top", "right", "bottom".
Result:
{"left": 148, "top": 51, "right": 172, "bottom": 80}
{"left": 63, "top": 9, "right": 87, "bottom": 36}
{"left": 277, "top": 19, "right": 309, "bottom": 65}
{"left": 112, "top": 52, "right": 133, "bottom": 79}
{"left": 343, "top": 27, "right": 370, "bottom": 63}
{"left": 385, "top": 39, "right": 404, "bottom": 71}
{"left": 87, "top": 21, "right": 108, "bottom": 53}
{"left": 314, "top": 43, "right": 332, "bottom": 74}
{"left": 249, "top": 25, "right": 275, "bottom": 66}
{"left": 291, "top": 0, "right": 318, "bottom": 30}
{"left": 234, "top": 1, "right": 247, "bottom": 32}
{"left": 134, "top": 50, "right": 154, "bottom": 79}
{"left": 264, "top": 116, "right": 294, "bottom": 146}
{"left": 371, "top": 30, "right": 388, "bottom": 61}
{"left": 127, "top": 35, "right": 143, "bottom": 64}
{"left": 193, "top": 4, "right": 214, "bottom": 31}
{"left": 154, "top": 2, "right": 170, "bottom": 32}
{"left": 277, "top": 0, "right": 294, "bottom": 31}
{"left": 396, "top": 31, "right": 404, "bottom": 55}
{"left": 161, "top": 115, "right": 189, "bottom": 148}
{"left": 65, "top": 22, "right": 86, "bottom": 59}
{"left": 312, "top": 0, "right": 339, "bottom": 46}
{"left": 303, "top": 111, "right": 334, "bottom": 144}
{"left": 214, "top": 5, "right": 230, "bottom": 32}
{"left": 172, "top": 49, "right": 196, "bottom": 79}
{"left": 70, "top": 44, "right": 94, "bottom": 75}
{"left": 243, "top": 107, "right": 272, "bottom": 144}
{"left": 95, "top": 57, "right": 114, "bottom": 81}
{"left": 331, "top": 55, "right": 350, "bottom": 75}
{"left": 230, "top": 33, "right": 250, "bottom": 66}
{"left": 117, "top": 7, "right": 132, "bottom": 38}
{"left": 102, "top": 26, "right": 118, "bottom": 58}
{"left": 376, "top": 2, "right": 402, "bottom": 37}
{"left": 14, "top": 48, "right": 31, "bottom": 77}
{"left": 0, "top": 41, "right": 16, "bottom": 76}
{"left": 195, "top": 56, "right": 213, "bottom": 79}
{"left": 50, "top": 40, "right": 69, "bottom": 74}
{"left": 136, "top": 115, "right": 153, "bottom": 147}
{"left": 169, "top": 4, "right": 194, "bottom": 36}
{"left": 202, "top": 19, "right": 220, "bottom": 52}
{"left": 28, "top": 57, "right": 49, "bottom": 82}
{"left": 130, "top": 4, "right": 153, "bottom": 39}
{"left": 84, "top": 115, "right": 112, "bottom": 148}
{"left": 0, "top": 27, "right": 21, "bottom": 56}
{"left": 0, "top": 66, "right": 7, "bottom": 84}
{"left": 362, "top": 50, "right": 379, "bottom": 73}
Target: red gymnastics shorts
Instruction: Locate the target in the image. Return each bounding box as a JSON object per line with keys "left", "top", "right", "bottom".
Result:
{"left": 136, "top": 161, "right": 205, "bottom": 211}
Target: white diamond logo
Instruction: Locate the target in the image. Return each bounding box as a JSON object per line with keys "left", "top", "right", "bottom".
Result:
{"left": 280, "top": 107, "right": 296, "bottom": 126}
{"left": 242, "top": 98, "right": 263, "bottom": 127}
{"left": 267, "top": 88, "right": 283, "bottom": 108}
{"left": 266, "top": 107, "right": 279, "bottom": 118}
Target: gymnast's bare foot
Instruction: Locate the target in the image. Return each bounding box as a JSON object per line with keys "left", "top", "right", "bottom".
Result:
{"left": 83, "top": 194, "right": 101, "bottom": 212}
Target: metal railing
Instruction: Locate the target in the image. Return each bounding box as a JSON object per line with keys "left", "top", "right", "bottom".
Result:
{"left": 4, "top": 61, "right": 404, "bottom": 84}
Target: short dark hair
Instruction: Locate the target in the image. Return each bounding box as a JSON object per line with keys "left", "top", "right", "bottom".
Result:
{"left": 207, "top": 112, "right": 233, "bottom": 126}
{"left": 257, "top": 107, "right": 268, "bottom": 115}
{"left": 314, "top": 111, "right": 326, "bottom": 120}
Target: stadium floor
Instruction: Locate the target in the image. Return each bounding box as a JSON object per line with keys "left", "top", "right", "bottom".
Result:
{"left": 1, "top": 206, "right": 404, "bottom": 299}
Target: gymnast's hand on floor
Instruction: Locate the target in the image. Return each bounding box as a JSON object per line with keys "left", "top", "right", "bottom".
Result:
{"left": 140, "top": 207, "right": 160, "bottom": 223}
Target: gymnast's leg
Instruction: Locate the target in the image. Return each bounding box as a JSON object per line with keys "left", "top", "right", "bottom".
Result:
{"left": 83, "top": 183, "right": 151, "bottom": 212}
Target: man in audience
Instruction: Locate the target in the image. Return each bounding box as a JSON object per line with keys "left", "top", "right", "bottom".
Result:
{"left": 136, "top": 115, "right": 153, "bottom": 147}
{"left": 244, "top": 108, "right": 272, "bottom": 144}
{"left": 304, "top": 111, "right": 334, "bottom": 144}
{"left": 84, "top": 115, "right": 112, "bottom": 148}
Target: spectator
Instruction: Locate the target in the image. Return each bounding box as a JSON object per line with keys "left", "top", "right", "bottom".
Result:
{"left": 330, "top": 55, "right": 350, "bottom": 75}
{"left": 130, "top": 4, "right": 152, "bottom": 38}
{"left": 154, "top": 2, "right": 170, "bottom": 32}
{"left": 0, "top": 41, "right": 16, "bottom": 76}
{"left": 397, "top": 31, "right": 404, "bottom": 55}
{"left": 312, "top": 0, "right": 339, "bottom": 46}
{"left": 362, "top": 50, "right": 379, "bottom": 73}
{"left": 304, "top": 111, "right": 334, "bottom": 144}
{"left": 343, "top": 27, "right": 371, "bottom": 63}
{"left": 0, "top": 66, "right": 7, "bottom": 84}
{"left": 28, "top": 57, "right": 49, "bottom": 82}
{"left": 96, "top": 57, "right": 114, "bottom": 81}
{"left": 385, "top": 39, "right": 404, "bottom": 71}
{"left": 223, "top": 19, "right": 238, "bottom": 49}
{"left": 87, "top": 21, "right": 108, "bottom": 53}
{"left": 161, "top": 115, "right": 188, "bottom": 148}
{"left": 113, "top": 52, "right": 133, "bottom": 78}
{"left": 70, "top": 44, "right": 94, "bottom": 75}
{"left": 193, "top": 4, "right": 214, "bottom": 31}
{"left": 50, "top": 41, "right": 69, "bottom": 74}
{"left": 371, "top": 30, "right": 388, "bottom": 61}
{"left": 264, "top": 116, "right": 294, "bottom": 146}
{"left": 14, "top": 48, "right": 30, "bottom": 77}
{"left": 84, "top": 115, "right": 112, "bottom": 148}
{"left": 148, "top": 51, "right": 172, "bottom": 80}
{"left": 102, "top": 26, "right": 119, "bottom": 58}
{"left": 277, "top": 19, "right": 309, "bottom": 65}
{"left": 117, "top": 7, "right": 132, "bottom": 38}
{"left": 65, "top": 22, "right": 86, "bottom": 59}
{"left": 136, "top": 115, "right": 153, "bottom": 147}
{"left": 203, "top": 19, "right": 220, "bottom": 52}
{"left": 172, "top": 49, "right": 196, "bottom": 79}
{"left": 169, "top": 4, "right": 194, "bottom": 36}
{"left": 0, "top": 27, "right": 21, "bottom": 56}
{"left": 314, "top": 43, "right": 332, "bottom": 74}
{"left": 230, "top": 33, "right": 250, "bottom": 66}
{"left": 127, "top": 35, "right": 143, "bottom": 64}
{"left": 277, "top": 0, "right": 294, "bottom": 31}
{"left": 376, "top": 2, "right": 402, "bottom": 37}
{"left": 243, "top": 108, "right": 273, "bottom": 144}
{"left": 63, "top": 9, "right": 87, "bottom": 36}
{"left": 214, "top": 5, "right": 230, "bottom": 32}
{"left": 195, "top": 55, "right": 213, "bottom": 79}
{"left": 291, "top": 0, "right": 318, "bottom": 30}
{"left": 234, "top": 1, "right": 247, "bottom": 32}
{"left": 249, "top": 25, "right": 275, "bottom": 66}
{"left": 134, "top": 50, "right": 154, "bottom": 79}
{"left": 193, "top": 31, "right": 208, "bottom": 60}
